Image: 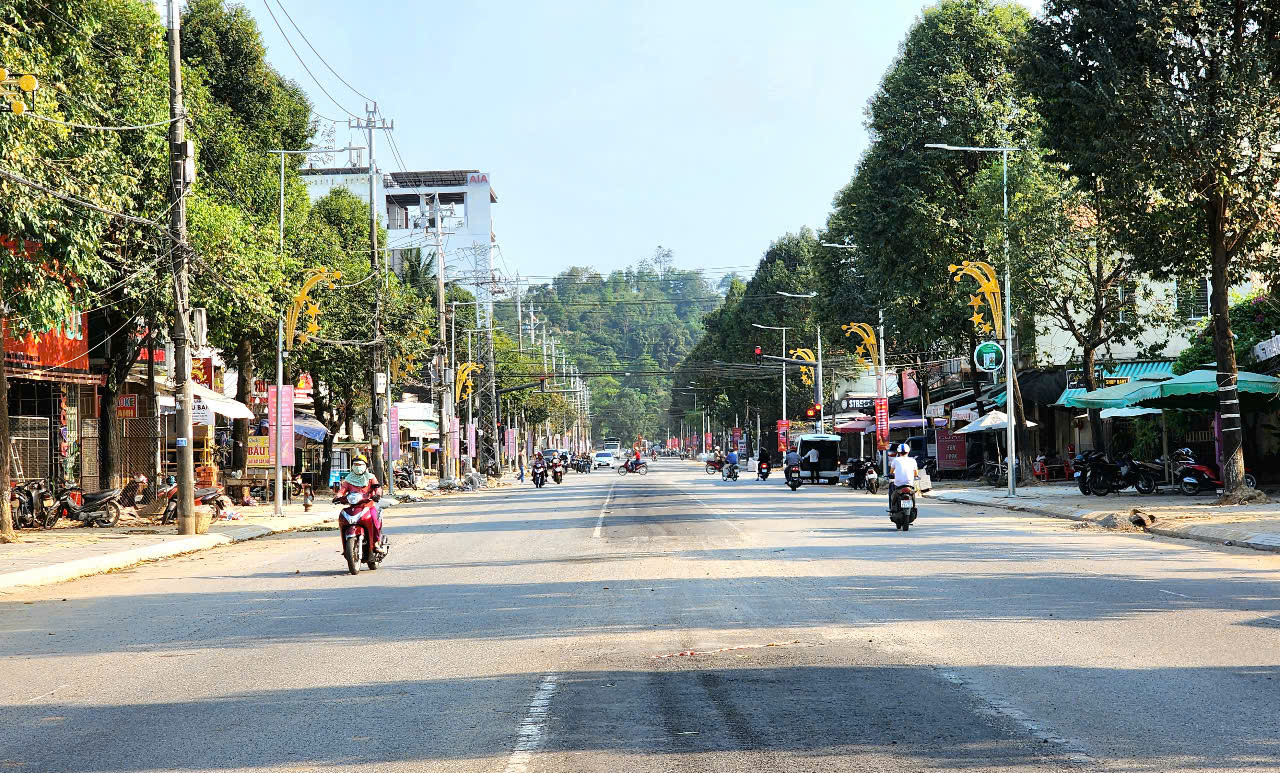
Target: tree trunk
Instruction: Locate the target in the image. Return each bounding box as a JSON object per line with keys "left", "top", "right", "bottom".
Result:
{"left": 320, "top": 432, "right": 335, "bottom": 492}
{"left": 99, "top": 317, "right": 141, "bottom": 489}
{"left": 1209, "top": 216, "right": 1245, "bottom": 492}
{"left": 0, "top": 358, "right": 15, "bottom": 543}
{"left": 1009, "top": 368, "right": 1033, "bottom": 482}
{"left": 1081, "top": 346, "right": 1104, "bottom": 453}
{"left": 232, "top": 337, "right": 253, "bottom": 475}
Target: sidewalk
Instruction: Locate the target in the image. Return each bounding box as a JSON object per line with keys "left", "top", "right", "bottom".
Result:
{"left": 0, "top": 501, "right": 339, "bottom": 593}
{"left": 929, "top": 482, "right": 1280, "bottom": 554}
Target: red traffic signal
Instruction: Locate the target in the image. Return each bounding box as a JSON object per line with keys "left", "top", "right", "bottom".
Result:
{"left": 753, "top": 345, "right": 762, "bottom": 361}
{"left": 804, "top": 404, "right": 817, "bottom": 418}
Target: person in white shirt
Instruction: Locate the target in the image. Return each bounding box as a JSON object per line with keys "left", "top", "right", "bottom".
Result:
{"left": 805, "top": 446, "right": 820, "bottom": 482}
{"left": 889, "top": 443, "right": 919, "bottom": 511}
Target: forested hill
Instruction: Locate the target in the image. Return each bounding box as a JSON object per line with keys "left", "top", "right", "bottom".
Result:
{"left": 496, "top": 249, "right": 722, "bottom": 443}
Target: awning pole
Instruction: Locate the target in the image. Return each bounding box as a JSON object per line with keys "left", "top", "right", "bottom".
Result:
{"left": 1161, "top": 410, "right": 1170, "bottom": 485}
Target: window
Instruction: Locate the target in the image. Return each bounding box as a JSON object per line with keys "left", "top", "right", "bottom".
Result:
{"left": 1176, "top": 278, "right": 1210, "bottom": 320}
{"left": 1109, "top": 280, "right": 1139, "bottom": 323}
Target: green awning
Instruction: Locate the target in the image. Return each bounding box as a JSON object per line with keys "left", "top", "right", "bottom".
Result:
{"left": 1054, "top": 361, "right": 1175, "bottom": 407}
{"left": 1131, "top": 369, "right": 1280, "bottom": 411}
{"left": 1063, "top": 376, "right": 1172, "bottom": 410}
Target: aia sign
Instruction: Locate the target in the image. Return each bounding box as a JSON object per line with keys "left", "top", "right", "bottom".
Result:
{"left": 467, "top": 173, "right": 489, "bottom": 185}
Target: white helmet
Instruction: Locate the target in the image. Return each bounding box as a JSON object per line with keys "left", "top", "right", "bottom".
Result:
{"left": 897, "top": 443, "right": 910, "bottom": 454}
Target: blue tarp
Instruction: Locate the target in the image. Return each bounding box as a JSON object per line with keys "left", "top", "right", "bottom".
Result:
{"left": 294, "top": 411, "right": 328, "bottom": 442}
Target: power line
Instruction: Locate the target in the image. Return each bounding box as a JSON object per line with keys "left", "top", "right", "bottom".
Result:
{"left": 0, "top": 166, "right": 169, "bottom": 233}
{"left": 22, "top": 111, "right": 179, "bottom": 132}
{"left": 259, "top": 0, "right": 360, "bottom": 119}
{"left": 273, "top": 0, "right": 378, "bottom": 104}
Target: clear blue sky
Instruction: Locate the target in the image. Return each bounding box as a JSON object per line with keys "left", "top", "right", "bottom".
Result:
{"left": 246, "top": 0, "right": 1039, "bottom": 284}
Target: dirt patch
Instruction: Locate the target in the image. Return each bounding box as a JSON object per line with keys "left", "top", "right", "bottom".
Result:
{"left": 1215, "top": 488, "right": 1274, "bottom": 506}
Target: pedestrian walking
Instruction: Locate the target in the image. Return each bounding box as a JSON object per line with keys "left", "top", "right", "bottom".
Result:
{"left": 517, "top": 449, "right": 527, "bottom": 483}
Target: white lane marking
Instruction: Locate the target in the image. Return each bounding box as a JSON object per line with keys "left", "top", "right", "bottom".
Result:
{"left": 593, "top": 481, "right": 616, "bottom": 539}
{"left": 26, "top": 684, "right": 69, "bottom": 703}
{"left": 503, "top": 673, "right": 560, "bottom": 773}
{"left": 1159, "top": 589, "right": 1192, "bottom": 598}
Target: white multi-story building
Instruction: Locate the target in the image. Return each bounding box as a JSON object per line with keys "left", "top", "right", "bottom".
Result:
{"left": 300, "top": 166, "right": 497, "bottom": 276}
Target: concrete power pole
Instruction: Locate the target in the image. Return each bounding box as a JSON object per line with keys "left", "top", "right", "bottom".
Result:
{"left": 165, "top": 0, "right": 196, "bottom": 535}
{"left": 433, "top": 195, "right": 455, "bottom": 484}
{"left": 349, "top": 104, "right": 393, "bottom": 482}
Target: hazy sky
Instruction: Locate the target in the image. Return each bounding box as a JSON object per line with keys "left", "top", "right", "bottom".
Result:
{"left": 245, "top": 1, "right": 1040, "bottom": 284}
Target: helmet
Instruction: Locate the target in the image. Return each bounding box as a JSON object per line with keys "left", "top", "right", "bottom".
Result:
{"left": 352, "top": 454, "right": 368, "bottom": 465}
{"left": 897, "top": 443, "right": 910, "bottom": 455}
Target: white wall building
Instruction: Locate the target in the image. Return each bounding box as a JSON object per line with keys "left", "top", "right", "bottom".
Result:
{"left": 300, "top": 167, "right": 496, "bottom": 277}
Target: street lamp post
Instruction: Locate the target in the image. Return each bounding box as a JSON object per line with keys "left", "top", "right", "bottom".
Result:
{"left": 751, "top": 323, "right": 791, "bottom": 422}
{"left": 924, "top": 142, "right": 1018, "bottom": 496}
{"left": 268, "top": 147, "right": 364, "bottom": 253}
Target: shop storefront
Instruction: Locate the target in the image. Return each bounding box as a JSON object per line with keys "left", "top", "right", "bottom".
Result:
{"left": 4, "top": 313, "right": 103, "bottom": 490}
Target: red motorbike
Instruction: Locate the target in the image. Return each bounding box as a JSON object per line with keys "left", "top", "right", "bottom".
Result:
{"left": 332, "top": 489, "right": 387, "bottom": 575}
{"left": 158, "top": 477, "right": 222, "bottom": 525}
{"left": 1173, "top": 448, "right": 1257, "bottom": 495}
{"left": 705, "top": 459, "right": 725, "bottom": 476}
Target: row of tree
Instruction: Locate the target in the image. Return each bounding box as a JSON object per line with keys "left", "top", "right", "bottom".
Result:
{"left": 0, "top": 0, "right": 540, "bottom": 540}
{"left": 678, "top": 0, "right": 1280, "bottom": 491}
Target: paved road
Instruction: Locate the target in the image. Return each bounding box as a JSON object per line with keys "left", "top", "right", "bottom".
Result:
{"left": 2, "top": 459, "right": 1278, "bottom": 771}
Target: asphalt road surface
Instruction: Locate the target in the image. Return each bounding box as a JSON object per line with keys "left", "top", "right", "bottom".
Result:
{"left": 3, "top": 458, "right": 1279, "bottom": 772}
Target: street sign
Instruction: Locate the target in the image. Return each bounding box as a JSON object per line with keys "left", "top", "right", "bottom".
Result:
{"left": 974, "top": 341, "right": 1005, "bottom": 373}
{"left": 841, "top": 396, "right": 874, "bottom": 410}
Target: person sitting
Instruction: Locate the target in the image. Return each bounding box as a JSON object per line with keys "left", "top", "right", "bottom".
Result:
{"left": 725, "top": 448, "right": 739, "bottom": 478}
{"left": 888, "top": 443, "right": 919, "bottom": 512}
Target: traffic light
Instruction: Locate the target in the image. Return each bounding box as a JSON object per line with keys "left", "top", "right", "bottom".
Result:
{"left": 753, "top": 345, "right": 762, "bottom": 362}
{"left": 804, "top": 404, "right": 817, "bottom": 419}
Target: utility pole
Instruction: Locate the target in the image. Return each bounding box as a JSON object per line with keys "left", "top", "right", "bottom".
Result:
{"left": 514, "top": 275, "right": 523, "bottom": 354}
{"left": 433, "top": 195, "right": 455, "bottom": 484}
{"left": 166, "top": 0, "right": 196, "bottom": 535}
{"left": 879, "top": 308, "right": 888, "bottom": 478}
{"left": 816, "top": 324, "right": 825, "bottom": 434}
{"left": 349, "top": 104, "right": 393, "bottom": 482}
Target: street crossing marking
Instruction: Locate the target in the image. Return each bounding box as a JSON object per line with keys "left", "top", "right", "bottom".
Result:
{"left": 503, "top": 672, "right": 559, "bottom": 773}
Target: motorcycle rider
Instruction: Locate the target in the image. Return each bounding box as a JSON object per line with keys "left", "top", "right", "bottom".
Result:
{"left": 724, "top": 447, "right": 739, "bottom": 480}
{"left": 531, "top": 452, "right": 547, "bottom": 485}
{"left": 888, "top": 443, "right": 919, "bottom": 512}
{"left": 784, "top": 444, "right": 802, "bottom": 483}
{"left": 332, "top": 455, "right": 387, "bottom": 556}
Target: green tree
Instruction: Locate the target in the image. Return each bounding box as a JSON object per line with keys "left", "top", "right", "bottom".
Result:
{"left": 1026, "top": 0, "right": 1280, "bottom": 492}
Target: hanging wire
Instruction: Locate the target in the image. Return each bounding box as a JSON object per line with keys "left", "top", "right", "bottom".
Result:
{"left": 22, "top": 111, "right": 179, "bottom": 132}
{"left": 259, "top": 0, "right": 361, "bottom": 119}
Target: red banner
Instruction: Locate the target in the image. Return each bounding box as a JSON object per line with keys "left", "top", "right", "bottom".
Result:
{"left": 776, "top": 419, "right": 790, "bottom": 453}
{"left": 874, "top": 398, "right": 889, "bottom": 444}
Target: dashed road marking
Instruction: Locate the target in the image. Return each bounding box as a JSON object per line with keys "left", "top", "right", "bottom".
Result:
{"left": 593, "top": 482, "right": 616, "bottom": 539}
{"left": 1159, "top": 589, "right": 1192, "bottom": 598}
{"left": 503, "top": 673, "right": 559, "bottom": 773}
{"left": 26, "top": 684, "right": 68, "bottom": 703}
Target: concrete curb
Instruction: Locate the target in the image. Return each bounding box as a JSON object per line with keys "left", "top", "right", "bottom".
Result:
{"left": 0, "top": 513, "right": 336, "bottom": 593}
{"left": 929, "top": 490, "right": 1280, "bottom": 554}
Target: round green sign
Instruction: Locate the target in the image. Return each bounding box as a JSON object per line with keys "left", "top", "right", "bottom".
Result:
{"left": 974, "top": 341, "right": 1005, "bottom": 373}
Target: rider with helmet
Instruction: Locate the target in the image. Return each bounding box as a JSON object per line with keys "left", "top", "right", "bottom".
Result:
{"left": 332, "top": 454, "right": 387, "bottom": 555}
{"left": 888, "top": 443, "right": 919, "bottom": 511}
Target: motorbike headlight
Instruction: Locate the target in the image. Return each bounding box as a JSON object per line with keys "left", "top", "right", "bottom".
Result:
{"left": 346, "top": 492, "right": 362, "bottom": 505}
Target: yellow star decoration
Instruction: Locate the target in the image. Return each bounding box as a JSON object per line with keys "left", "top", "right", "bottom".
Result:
{"left": 969, "top": 310, "right": 986, "bottom": 327}
{"left": 854, "top": 344, "right": 866, "bottom": 357}
{"left": 980, "top": 322, "right": 994, "bottom": 335}
{"left": 968, "top": 295, "right": 984, "bottom": 309}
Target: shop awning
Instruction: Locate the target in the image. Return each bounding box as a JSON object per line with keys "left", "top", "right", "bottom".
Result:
{"left": 190, "top": 382, "right": 255, "bottom": 420}
{"left": 1053, "top": 361, "right": 1174, "bottom": 407}
{"left": 402, "top": 419, "right": 439, "bottom": 438}
{"left": 294, "top": 412, "right": 328, "bottom": 442}
{"left": 1131, "top": 369, "right": 1280, "bottom": 411}
{"left": 1065, "top": 376, "right": 1171, "bottom": 410}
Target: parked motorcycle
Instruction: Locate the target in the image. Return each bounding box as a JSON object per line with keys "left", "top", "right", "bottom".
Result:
{"left": 393, "top": 468, "right": 417, "bottom": 490}
{"left": 757, "top": 460, "right": 771, "bottom": 481}
{"left": 617, "top": 459, "right": 649, "bottom": 476}
{"left": 845, "top": 458, "right": 879, "bottom": 495}
{"left": 1173, "top": 448, "right": 1257, "bottom": 495}
{"left": 332, "top": 490, "right": 387, "bottom": 575}
{"left": 785, "top": 463, "right": 803, "bottom": 491}
{"left": 158, "top": 477, "right": 224, "bottom": 525}
{"left": 1086, "top": 454, "right": 1160, "bottom": 496}
{"left": 889, "top": 483, "right": 919, "bottom": 531}
{"left": 47, "top": 477, "right": 144, "bottom": 528}
{"left": 1071, "top": 450, "right": 1108, "bottom": 495}
{"left": 9, "top": 479, "right": 55, "bottom": 529}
